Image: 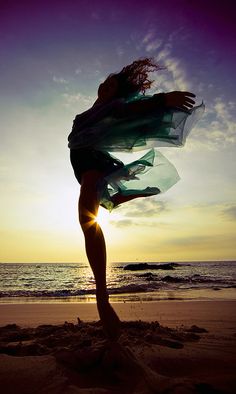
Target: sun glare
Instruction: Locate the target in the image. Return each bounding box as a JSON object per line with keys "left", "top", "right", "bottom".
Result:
{"left": 96, "top": 207, "right": 111, "bottom": 227}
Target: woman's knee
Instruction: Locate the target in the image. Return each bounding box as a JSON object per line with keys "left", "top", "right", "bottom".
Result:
{"left": 79, "top": 193, "right": 100, "bottom": 232}
{"left": 78, "top": 170, "right": 103, "bottom": 230}
{"left": 79, "top": 206, "right": 96, "bottom": 232}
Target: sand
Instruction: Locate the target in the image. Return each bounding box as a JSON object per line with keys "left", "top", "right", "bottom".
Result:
{"left": 0, "top": 300, "right": 235, "bottom": 394}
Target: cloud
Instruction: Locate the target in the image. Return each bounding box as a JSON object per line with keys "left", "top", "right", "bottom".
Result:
{"left": 139, "top": 33, "right": 191, "bottom": 92}
{"left": 116, "top": 45, "right": 125, "bottom": 57}
{"left": 53, "top": 76, "right": 68, "bottom": 84}
{"left": 107, "top": 199, "right": 171, "bottom": 228}
{"left": 153, "top": 45, "right": 191, "bottom": 92}
{"left": 183, "top": 203, "right": 236, "bottom": 222}
{"left": 164, "top": 58, "right": 190, "bottom": 91}
{"left": 188, "top": 96, "right": 236, "bottom": 150}
{"left": 213, "top": 98, "right": 236, "bottom": 143}
{"left": 163, "top": 235, "right": 210, "bottom": 246}
{"left": 75, "top": 68, "right": 82, "bottom": 75}
{"left": 127, "top": 28, "right": 190, "bottom": 92}
{"left": 141, "top": 27, "right": 162, "bottom": 53}
{"left": 146, "top": 39, "right": 162, "bottom": 53}
{"left": 155, "top": 46, "right": 172, "bottom": 62}
{"left": 168, "top": 27, "right": 187, "bottom": 43}
{"left": 221, "top": 204, "right": 236, "bottom": 221}
{"left": 121, "top": 199, "right": 169, "bottom": 218}
{"left": 62, "top": 92, "right": 95, "bottom": 110}
{"left": 109, "top": 199, "right": 171, "bottom": 228}
{"left": 113, "top": 202, "right": 236, "bottom": 228}
{"left": 109, "top": 217, "right": 169, "bottom": 229}
{"left": 109, "top": 219, "right": 134, "bottom": 228}
{"left": 142, "top": 30, "right": 155, "bottom": 44}
{"left": 132, "top": 28, "right": 163, "bottom": 55}
{"left": 162, "top": 233, "right": 236, "bottom": 250}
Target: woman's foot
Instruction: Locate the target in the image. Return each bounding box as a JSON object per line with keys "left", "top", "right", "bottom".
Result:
{"left": 111, "top": 187, "right": 160, "bottom": 207}
{"left": 120, "top": 186, "right": 160, "bottom": 197}
{"left": 97, "top": 299, "right": 121, "bottom": 341}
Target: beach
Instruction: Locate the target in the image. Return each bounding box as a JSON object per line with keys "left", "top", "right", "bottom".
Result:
{"left": 0, "top": 300, "right": 235, "bottom": 393}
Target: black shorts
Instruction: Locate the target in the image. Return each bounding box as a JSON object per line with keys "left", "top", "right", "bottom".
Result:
{"left": 70, "top": 148, "right": 124, "bottom": 184}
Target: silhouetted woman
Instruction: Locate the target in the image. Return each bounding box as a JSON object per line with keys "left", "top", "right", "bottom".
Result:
{"left": 68, "top": 58, "right": 204, "bottom": 341}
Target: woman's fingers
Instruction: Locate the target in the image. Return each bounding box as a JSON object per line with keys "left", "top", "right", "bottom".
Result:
{"left": 182, "top": 91, "right": 196, "bottom": 98}
{"left": 182, "top": 105, "right": 191, "bottom": 111}
{"left": 181, "top": 92, "right": 196, "bottom": 106}
{"left": 182, "top": 94, "right": 195, "bottom": 109}
{"left": 185, "top": 98, "right": 195, "bottom": 104}
{"left": 164, "top": 91, "right": 196, "bottom": 110}
{"left": 176, "top": 105, "right": 189, "bottom": 111}
{"left": 184, "top": 101, "right": 194, "bottom": 108}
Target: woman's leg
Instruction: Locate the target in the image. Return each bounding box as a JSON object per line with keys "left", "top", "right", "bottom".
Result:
{"left": 79, "top": 170, "right": 120, "bottom": 340}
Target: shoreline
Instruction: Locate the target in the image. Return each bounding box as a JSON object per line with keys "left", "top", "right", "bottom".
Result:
{"left": 1, "top": 299, "right": 235, "bottom": 332}
{"left": 0, "top": 287, "right": 235, "bottom": 305}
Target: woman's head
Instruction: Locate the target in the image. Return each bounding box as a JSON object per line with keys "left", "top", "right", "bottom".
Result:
{"left": 97, "top": 75, "right": 119, "bottom": 103}
{"left": 97, "top": 57, "right": 164, "bottom": 103}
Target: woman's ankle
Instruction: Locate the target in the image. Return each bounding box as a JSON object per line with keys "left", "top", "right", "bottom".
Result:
{"left": 96, "top": 290, "right": 109, "bottom": 305}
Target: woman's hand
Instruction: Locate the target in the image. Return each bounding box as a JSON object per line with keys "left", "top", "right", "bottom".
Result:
{"left": 118, "top": 91, "right": 196, "bottom": 118}
{"left": 164, "top": 91, "right": 196, "bottom": 111}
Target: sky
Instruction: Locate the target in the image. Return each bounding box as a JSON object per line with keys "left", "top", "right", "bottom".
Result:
{"left": 1, "top": 0, "right": 236, "bottom": 263}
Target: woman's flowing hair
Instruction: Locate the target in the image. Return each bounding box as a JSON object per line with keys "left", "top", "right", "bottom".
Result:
{"left": 107, "top": 57, "right": 164, "bottom": 98}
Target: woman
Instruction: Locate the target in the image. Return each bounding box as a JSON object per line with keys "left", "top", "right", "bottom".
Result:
{"left": 68, "top": 58, "right": 204, "bottom": 341}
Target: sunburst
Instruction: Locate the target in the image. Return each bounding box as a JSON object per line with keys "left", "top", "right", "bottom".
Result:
{"left": 95, "top": 207, "right": 111, "bottom": 228}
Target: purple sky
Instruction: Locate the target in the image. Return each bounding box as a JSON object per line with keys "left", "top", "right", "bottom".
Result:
{"left": 1, "top": 0, "right": 235, "bottom": 100}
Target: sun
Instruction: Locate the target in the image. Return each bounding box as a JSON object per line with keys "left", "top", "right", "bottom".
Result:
{"left": 95, "top": 207, "right": 111, "bottom": 227}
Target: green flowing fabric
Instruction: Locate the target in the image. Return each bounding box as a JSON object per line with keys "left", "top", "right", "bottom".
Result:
{"left": 69, "top": 93, "right": 205, "bottom": 152}
{"left": 68, "top": 93, "right": 205, "bottom": 211}
{"left": 97, "top": 148, "right": 181, "bottom": 211}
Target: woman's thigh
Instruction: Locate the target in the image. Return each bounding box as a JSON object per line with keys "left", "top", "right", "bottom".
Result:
{"left": 79, "top": 170, "right": 105, "bottom": 221}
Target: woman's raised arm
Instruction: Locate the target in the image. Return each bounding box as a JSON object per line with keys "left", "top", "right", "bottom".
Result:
{"left": 114, "top": 91, "right": 196, "bottom": 118}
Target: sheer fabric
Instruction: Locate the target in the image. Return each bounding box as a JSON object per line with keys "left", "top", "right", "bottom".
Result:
{"left": 68, "top": 93, "right": 205, "bottom": 210}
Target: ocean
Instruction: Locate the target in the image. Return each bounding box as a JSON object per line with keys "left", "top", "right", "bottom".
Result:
{"left": 0, "top": 261, "right": 236, "bottom": 303}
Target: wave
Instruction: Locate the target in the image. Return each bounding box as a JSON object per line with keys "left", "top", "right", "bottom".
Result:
{"left": 0, "top": 280, "right": 235, "bottom": 299}
{"left": 135, "top": 273, "right": 236, "bottom": 286}
{"left": 161, "top": 275, "right": 236, "bottom": 286}
{"left": 0, "top": 283, "right": 159, "bottom": 298}
{"left": 0, "top": 289, "right": 96, "bottom": 298}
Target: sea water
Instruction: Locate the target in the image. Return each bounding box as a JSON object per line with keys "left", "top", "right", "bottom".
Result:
{"left": 0, "top": 261, "right": 235, "bottom": 303}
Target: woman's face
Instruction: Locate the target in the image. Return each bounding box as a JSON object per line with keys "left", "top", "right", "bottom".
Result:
{"left": 98, "top": 76, "right": 118, "bottom": 102}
